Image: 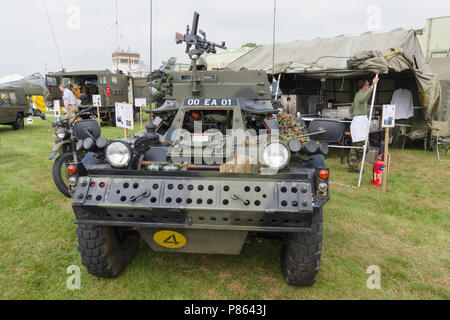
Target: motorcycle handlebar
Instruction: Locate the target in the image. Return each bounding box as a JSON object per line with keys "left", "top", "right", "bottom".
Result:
{"left": 52, "top": 107, "right": 93, "bottom": 127}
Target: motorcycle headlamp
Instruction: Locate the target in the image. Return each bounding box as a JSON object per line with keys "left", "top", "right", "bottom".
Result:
{"left": 56, "top": 128, "right": 67, "bottom": 140}
{"left": 105, "top": 141, "right": 132, "bottom": 168}
{"left": 261, "top": 142, "right": 291, "bottom": 170}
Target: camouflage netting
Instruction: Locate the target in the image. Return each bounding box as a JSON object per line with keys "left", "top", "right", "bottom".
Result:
{"left": 277, "top": 113, "right": 309, "bottom": 143}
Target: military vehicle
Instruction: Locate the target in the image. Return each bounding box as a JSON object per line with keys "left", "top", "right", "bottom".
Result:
{"left": 45, "top": 70, "right": 149, "bottom": 125}
{"left": 68, "top": 12, "right": 332, "bottom": 286}
{"left": 0, "top": 86, "right": 32, "bottom": 130}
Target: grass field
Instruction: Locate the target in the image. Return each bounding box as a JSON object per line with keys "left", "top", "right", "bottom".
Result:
{"left": 0, "top": 116, "right": 449, "bottom": 300}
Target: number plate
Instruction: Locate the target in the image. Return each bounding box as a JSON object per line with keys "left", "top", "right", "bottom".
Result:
{"left": 184, "top": 98, "right": 238, "bottom": 107}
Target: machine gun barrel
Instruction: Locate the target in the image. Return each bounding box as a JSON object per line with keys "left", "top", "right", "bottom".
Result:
{"left": 191, "top": 11, "right": 199, "bottom": 36}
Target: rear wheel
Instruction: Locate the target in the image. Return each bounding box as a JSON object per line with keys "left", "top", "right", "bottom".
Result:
{"left": 12, "top": 113, "right": 24, "bottom": 130}
{"left": 281, "top": 208, "right": 323, "bottom": 287}
{"left": 77, "top": 224, "right": 140, "bottom": 278}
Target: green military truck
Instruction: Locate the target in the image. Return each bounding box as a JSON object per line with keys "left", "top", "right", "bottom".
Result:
{"left": 45, "top": 70, "right": 150, "bottom": 125}
{"left": 0, "top": 86, "right": 32, "bottom": 130}
{"left": 64, "top": 12, "right": 333, "bottom": 286}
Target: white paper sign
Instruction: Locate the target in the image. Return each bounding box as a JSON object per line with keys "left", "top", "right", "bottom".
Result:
{"left": 93, "top": 95, "right": 102, "bottom": 107}
{"left": 115, "top": 103, "right": 134, "bottom": 130}
{"left": 382, "top": 104, "right": 396, "bottom": 128}
{"left": 26, "top": 117, "right": 33, "bottom": 125}
{"left": 135, "top": 98, "right": 147, "bottom": 107}
{"left": 54, "top": 100, "right": 61, "bottom": 118}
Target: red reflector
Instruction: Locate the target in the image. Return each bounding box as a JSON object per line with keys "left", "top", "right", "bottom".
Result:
{"left": 90, "top": 182, "right": 96, "bottom": 188}
{"left": 319, "top": 170, "right": 329, "bottom": 180}
{"left": 267, "top": 116, "right": 276, "bottom": 120}
{"left": 67, "top": 165, "right": 77, "bottom": 175}
{"left": 99, "top": 182, "right": 106, "bottom": 188}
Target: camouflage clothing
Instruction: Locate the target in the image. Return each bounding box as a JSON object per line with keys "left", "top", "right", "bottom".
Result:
{"left": 348, "top": 141, "right": 369, "bottom": 172}
{"left": 65, "top": 105, "right": 78, "bottom": 120}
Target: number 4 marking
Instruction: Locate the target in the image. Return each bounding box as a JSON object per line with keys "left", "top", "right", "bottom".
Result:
{"left": 164, "top": 234, "right": 180, "bottom": 245}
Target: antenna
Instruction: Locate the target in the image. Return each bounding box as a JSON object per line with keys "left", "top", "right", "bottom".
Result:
{"left": 272, "top": 0, "right": 277, "bottom": 78}
{"left": 115, "top": 0, "right": 119, "bottom": 52}
{"left": 115, "top": 0, "right": 119, "bottom": 71}
{"left": 42, "top": 0, "right": 64, "bottom": 71}
{"left": 149, "top": 0, "right": 153, "bottom": 108}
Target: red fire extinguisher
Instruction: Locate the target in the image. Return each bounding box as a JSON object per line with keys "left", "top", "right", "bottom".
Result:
{"left": 371, "top": 154, "right": 384, "bottom": 187}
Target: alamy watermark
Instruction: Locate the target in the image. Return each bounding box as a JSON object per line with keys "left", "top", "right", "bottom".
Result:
{"left": 366, "top": 5, "right": 382, "bottom": 31}
{"left": 66, "top": 265, "right": 81, "bottom": 290}
{"left": 366, "top": 265, "right": 381, "bottom": 290}
{"left": 66, "top": 5, "right": 81, "bottom": 30}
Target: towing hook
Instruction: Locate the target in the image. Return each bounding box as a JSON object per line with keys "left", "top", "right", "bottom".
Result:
{"left": 231, "top": 193, "right": 250, "bottom": 206}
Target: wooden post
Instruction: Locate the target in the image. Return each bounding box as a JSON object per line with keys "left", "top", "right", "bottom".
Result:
{"left": 382, "top": 127, "right": 390, "bottom": 193}
{"left": 140, "top": 106, "right": 143, "bottom": 129}
{"left": 124, "top": 128, "right": 128, "bottom": 138}
{"left": 96, "top": 106, "right": 101, "bottom": 125}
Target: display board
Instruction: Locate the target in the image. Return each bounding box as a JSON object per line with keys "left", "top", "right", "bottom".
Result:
{"left": 92, "top": 95, "right": 102, "bottom": 107}
{"left": 382, "top": 104, "right": 396, "bottom": 128}
{"left": 54, "top": 100, "right": 61, "bottom": 119}
{"left": 135, "top": 98, "right": 146, "bottom": 107}
{"left": 115, "top": 103, "right": 134, "bottom": 130}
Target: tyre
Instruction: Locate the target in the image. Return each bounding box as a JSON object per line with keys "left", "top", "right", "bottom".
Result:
{"left": 77, "top": 224, "right": 140, "bottom": 278}
{"left": 281, "top": 208, "right": 323, "bottom": 287}
{"left": 12, "top": 113, "right": 24, "bottom": 130}
{"left": 52, "top": 153, "right": 76, "bottom": 198}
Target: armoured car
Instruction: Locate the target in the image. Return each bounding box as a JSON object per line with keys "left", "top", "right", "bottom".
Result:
{"left": 68, "top": 12, "right": 334, "bottom": 286}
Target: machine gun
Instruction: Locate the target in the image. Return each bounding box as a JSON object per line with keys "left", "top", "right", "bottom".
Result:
{"left": 176, "top": 12, "right": 227, "bottom": 54}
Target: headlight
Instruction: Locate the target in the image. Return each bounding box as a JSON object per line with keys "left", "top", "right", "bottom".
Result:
{"left": 105, "top": 141, "right": 132, "bottom": 168}
{"left": 56, "top": 128, "right": 67, "bottom": 140}
{"left": 262, "top": 142, "right": 290, "bottom": 170}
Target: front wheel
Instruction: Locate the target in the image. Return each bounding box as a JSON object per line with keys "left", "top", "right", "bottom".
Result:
{"left": 77, "top": 224, "right": 140, "bottom": 278}
{"left": 12, "top": 113, "right": 24, "bottom": 130}
{"left": 281, "top": 208, "right": 323, "bottom": 287}
{"left": 52, "top": 153, "right": 77, "bottom": 198}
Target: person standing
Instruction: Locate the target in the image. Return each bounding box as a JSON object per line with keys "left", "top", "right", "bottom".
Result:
{"left": 59, "top": 84, "right": 78, "bottom": 119}
{"left": 348, "top": 76, "right": 379, "bottom": 172}
{"left": 72, "top": 83, "right": 81, "bottom": 100}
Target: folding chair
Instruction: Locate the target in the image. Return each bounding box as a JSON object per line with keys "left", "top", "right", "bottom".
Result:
{"left": 430, "top": 121, "right": 450, "bottom": 162}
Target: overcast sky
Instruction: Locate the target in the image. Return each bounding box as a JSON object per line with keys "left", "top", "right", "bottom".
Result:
{"left": 0, "top": 0, "right": 449, "bottom": 76}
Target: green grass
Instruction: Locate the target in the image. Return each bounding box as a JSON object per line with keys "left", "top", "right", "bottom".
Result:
{"left": 0, "top": 118, "right": 449, "bottom": 300}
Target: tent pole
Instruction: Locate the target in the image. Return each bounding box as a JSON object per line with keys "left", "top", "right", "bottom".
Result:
{"left": 357, "top": 74, "right": 379, "bottom": 188}
{"left": 275, "top": 73, "right": 281, "bottom": 100}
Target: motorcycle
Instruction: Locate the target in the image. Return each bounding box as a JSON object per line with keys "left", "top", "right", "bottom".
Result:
{"left": 42, "top": 107, "right": 101, "bottom": 198}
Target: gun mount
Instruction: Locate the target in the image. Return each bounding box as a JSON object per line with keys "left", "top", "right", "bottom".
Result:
{"left": 175, "top": 12, "right": 227, "bottom": 95}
